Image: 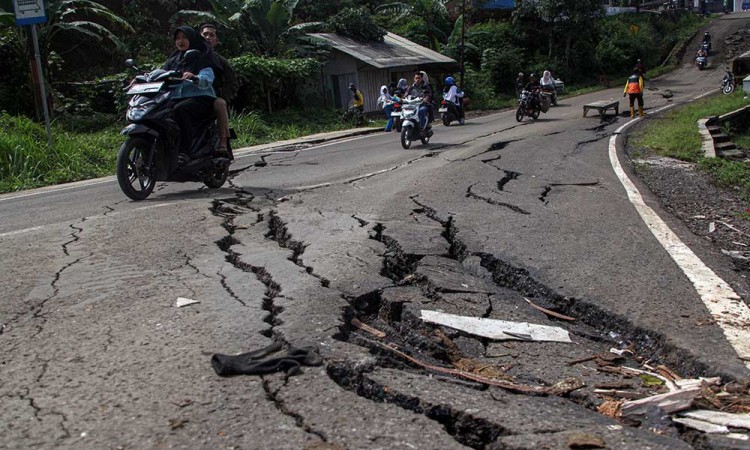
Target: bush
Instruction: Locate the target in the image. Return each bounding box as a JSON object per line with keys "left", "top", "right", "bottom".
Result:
{"left": 482, "top": 47, "right": 526, "bottom": 96}
{"left": 326, "top": 7, "right": 386, "bottom": 42}
{"left": 230, "top": 56, "right": 321, "bottom": 111}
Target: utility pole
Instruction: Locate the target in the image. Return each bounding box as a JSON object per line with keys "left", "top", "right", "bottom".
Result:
{"left": 459, "top": 0, "right": 467, "bottom": 90}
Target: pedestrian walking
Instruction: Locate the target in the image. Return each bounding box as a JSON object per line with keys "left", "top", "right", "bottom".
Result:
{"left": 623, "top": 68, "right": 644, "bottom": 118}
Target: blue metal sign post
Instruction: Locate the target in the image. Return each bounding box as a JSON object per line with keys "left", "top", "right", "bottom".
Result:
{"left": 13, "top": 0, "right": 51, "bottom": 146}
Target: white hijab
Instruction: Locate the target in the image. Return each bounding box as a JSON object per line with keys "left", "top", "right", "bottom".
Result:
{"left": 541, "top": 70, "right": 554, "bottom": 86}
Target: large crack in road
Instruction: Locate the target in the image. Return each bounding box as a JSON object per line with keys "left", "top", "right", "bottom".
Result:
{"left": 201, "top": 183, "right": 701, "bottom": 448}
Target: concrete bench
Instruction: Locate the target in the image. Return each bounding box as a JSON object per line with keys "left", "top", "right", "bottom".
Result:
{"left": 583, "top": 101, "right": 619, "bottom": 117}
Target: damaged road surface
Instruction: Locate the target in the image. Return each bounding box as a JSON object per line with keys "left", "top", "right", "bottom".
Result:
{"left": 3, "top": 15, "right": 750, "bottom": 450}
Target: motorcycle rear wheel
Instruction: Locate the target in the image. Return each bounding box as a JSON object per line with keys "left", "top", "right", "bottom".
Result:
{"left": 442, "top": 115, "right": 451, "bottom": 126}
{"left": 531, "top": 108, "right": 541, "bottom": 120}
{"left": 204, "top": 165, "right": 228, "bottom": 189}
{"left": 116, "top": 137, "right": 155, "bottom": 201}
{"left": 515, "top": 107, "right": 524, "bottom": 122}
{"left": 723, "top": 84, "right": 735, "bottom": 95}
{"left": 420, "top": 131, "right": 430, "bottom": 145}
{"left": 400, "top": 127, "right": 412, "bottom": 149}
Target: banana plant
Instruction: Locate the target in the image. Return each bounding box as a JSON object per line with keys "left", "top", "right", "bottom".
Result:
{"left": 172, "top": 0, "right": 322, "bottom": 56}
{"left": 0, "top": 0, "right": 133, "bottom": 61}
{"left": 375, "top": 0, "right": 449, "bottom": 50}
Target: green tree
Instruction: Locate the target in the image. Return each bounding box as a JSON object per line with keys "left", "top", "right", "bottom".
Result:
{"left": 326, "top": 6, "right": 385, "bottom": 42}
{"left": 172, "top": 0, "right": 323, "bottom": 56}
{"left": 514, "top": 0, "right": 602, "bottom": 73}
{"left": 375, "top": 0, "right": 449, "bottom": 50}
{"left": 0, "top": 0, "right": 133, "bottom": 116}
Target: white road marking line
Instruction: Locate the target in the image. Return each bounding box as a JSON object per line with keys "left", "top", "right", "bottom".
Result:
{"left": 609, "top": 119, "right": 750, "bottom": 369}
{"left": 0, "top": 177, "right": 115, "bottom": 203}
{"left": 235, "top": 135, "right": 371, "bottom": 158}
{"left": 693, "top": 89, "right": 719, "bottom": 100}
{"left": 0, "top": 203, "right": 174, "bottom": 238}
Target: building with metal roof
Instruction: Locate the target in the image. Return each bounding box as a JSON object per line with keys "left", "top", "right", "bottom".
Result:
{"left": 308, "top": 32, "right": 459, "bottom": 113}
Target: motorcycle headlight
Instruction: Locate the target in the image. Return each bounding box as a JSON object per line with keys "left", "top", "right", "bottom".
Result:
{"left": 127, "top": 107, "right": 147, "bottom": 121}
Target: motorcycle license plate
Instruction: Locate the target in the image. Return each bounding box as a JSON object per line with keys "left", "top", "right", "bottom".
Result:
{"left": 127, "top": 82, "right": 164, "bottom": 95}
{"left": 438, "top": 108, "right": 448, "bottom": 113}
{"left": 392, "top": 112, "right": 401, "bottom": 117}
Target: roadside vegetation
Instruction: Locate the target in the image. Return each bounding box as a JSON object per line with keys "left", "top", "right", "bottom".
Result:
{"left": 0, "top": 1, "right": 716, "bottom": 192}
{"left": 630, "top": 92, "right": 750, "bottom": 200}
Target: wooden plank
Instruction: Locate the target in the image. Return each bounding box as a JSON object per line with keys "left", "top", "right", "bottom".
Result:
{"left": 420, "top": 310, "right": 572, "bottom": 343}
{"left": 621, "top": 387, "right": 700, "bottom": 417}
{"left": 682, "top": 410, "right": 750, "bottom": 429}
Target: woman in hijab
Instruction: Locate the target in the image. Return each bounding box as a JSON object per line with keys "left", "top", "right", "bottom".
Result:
{"left": 540, "top": 70, "right": 558, "bottom": 106}
{"left": 163, "top": 26, "right": 219, "bottom": 160}
{"left": 394, "top": 78, "right": 409, "bottom": 97}
{"left": 377, "top": 85, "right": 395, "bottom": 132}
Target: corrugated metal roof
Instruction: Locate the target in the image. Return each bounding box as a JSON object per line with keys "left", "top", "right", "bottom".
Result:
{"left": 308, "top": 32, "right": 457, "bottom": 69}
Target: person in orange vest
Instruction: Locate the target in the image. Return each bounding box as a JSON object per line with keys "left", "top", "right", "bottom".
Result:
{"left": 623, "top": 68, "right": 644, "bottom": 118}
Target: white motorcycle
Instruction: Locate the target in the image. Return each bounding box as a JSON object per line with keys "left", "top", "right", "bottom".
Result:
{"left": 398, "top": 96, "right": 433, "bottom": 149}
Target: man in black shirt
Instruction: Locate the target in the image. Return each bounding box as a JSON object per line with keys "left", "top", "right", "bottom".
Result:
{"left": 199, "top": 23, "right": 238, "bottom": 153}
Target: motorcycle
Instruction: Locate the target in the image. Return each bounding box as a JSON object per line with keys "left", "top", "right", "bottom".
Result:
{"left": 117, "top": 53, "right": 234, "bottom": 201}
{"left": 722, "top": 70, "right": 735, "bottom": 95}
{"left": 696, "top": 54, "right": 707, "bottom": 70}
{"left": 701, "top": 41, "right": 711, "bottom": 54}
{"left": 541, "top": 85, "right": 558, "bottom": 106}
{"left": 515, "top": 89, "right": 541, "bottom": 122}
{"left": 398, "top": 96, "right": 433, "bottom": 149}
{"left": 438, "top": 100, "right": 461, "bottom": 126}
{"left": 388, "top": 98, "right": 403, "bottom": 132}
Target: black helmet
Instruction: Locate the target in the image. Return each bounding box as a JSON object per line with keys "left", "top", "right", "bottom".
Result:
{"left": 530, "top": 73, "right": 538, "bottom": 79}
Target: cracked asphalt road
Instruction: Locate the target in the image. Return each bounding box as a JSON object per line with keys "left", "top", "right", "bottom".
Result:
{"left": 2, "top": 14, "right": 750, "bottom": 450}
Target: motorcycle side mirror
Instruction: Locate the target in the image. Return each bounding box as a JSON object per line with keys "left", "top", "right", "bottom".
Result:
{"left": 125, "top": 58, "right": 140, "bottom": 71}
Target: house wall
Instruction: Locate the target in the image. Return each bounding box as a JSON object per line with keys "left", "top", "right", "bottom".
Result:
{"left": 320, "top": 50, "right": 446, "bottom": 114}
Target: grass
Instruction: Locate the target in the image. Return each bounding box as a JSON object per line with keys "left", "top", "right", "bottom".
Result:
{"left": 0, "top": 108, "right": 371, "bottom": 194}
{"left": 630, "top": 91, "right": 750, "bottom": 198}
{"left": 0, "top": 113, "right": 121, "bottom": 193}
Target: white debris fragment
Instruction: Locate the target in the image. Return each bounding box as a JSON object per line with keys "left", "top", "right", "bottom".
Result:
{"left": 673, "top": 417, "right": 729, "bottom": 434}
{"left": 681, "top": 410, "right": 750, "bottom": 429}
{"left": 674, "top": 377, "right": 721, "bottom": 390}
{"left": 175, "top": 297, "right": 200, "bottom": 308}
{"left": 621, "top": 387, "right": 701, "bottom": 417}
{"left": 420, "top": 310, "right": 572, "bottom": 343}
{"left": 709, "top": 222, "right": 716, "bottom": 233}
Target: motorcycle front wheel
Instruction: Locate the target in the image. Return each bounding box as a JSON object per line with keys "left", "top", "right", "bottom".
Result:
{"left": 116, "top": 137, "right": 156, "bottom": 201}
{"left": 515, "top": 107, "right": 524, "bottom": 122}
{"left": 723, "top": 84, "right": 735, "bottom": 95}
{"left": 400, "top": 127, "right": 412, "bottom": 149}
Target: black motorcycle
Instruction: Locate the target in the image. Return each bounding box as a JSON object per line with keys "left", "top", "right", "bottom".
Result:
{"left": 438, "top": 99, "right": 461, "bottom": 126}
{"left": 722, "top": 69, "right": 735, "bottom": 95}
{"left": 117, "top": 54, "right": 234, "bottom": 201}
{"left": 516, "top": 89, "right": 541, "bottom": 122}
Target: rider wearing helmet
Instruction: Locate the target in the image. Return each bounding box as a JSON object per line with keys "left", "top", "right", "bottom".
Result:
{"left": 442, "top": 76, "right": 465, "bottom": 124}
{"left": 524, "top": 73, "right": 542, "bottom": 109}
